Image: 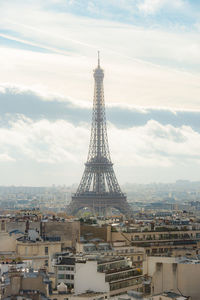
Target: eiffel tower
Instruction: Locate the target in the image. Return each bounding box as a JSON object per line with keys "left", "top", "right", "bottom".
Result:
{"left": 67, "top": 53, "right": 131, "bottom": 216}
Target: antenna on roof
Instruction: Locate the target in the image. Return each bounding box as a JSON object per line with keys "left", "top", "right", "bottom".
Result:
{"left": 98, "top": 51, "right": 100, "bottom": 68}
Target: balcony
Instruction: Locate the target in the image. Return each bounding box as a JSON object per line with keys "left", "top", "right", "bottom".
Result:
{"left": 109, "top": 275, "right": 143, "bottom": 291}
{"left": 105, "top": 269, "right": 142, "bottom": 283}
{"left": 105, "top": 266, "right": 133, "bottom": 275}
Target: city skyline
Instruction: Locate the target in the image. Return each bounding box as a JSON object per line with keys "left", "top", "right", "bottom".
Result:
{"left": 1, "top": 0, "right": 200, "bottom": 185}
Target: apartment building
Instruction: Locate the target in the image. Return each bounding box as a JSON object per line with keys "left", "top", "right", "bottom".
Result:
{"left": 54, "top": 257, "right": 75, "bottom": 289}
{"left": 0, "top": 267, "right": 51, "bottom": 300}
{"left": 111, "top": 229, "right": 200, "bottom": 255}
{"left": 54, "top": 255, "right": 144, "bottom": 296}
{"left": 16, "top": 236, "right": 62, "bottom": 272}
{"left": 147, "top": 256, "right": 200, "bottom": 300}
{"left": 76, "top": 242, "right": 145, "bottom": 269}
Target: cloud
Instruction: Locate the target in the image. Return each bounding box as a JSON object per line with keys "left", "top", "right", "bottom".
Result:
{"left": 0, "top": 153, "right": 15, "bottom": 162}
{"left": 1, "top": 43, "right": 200, "bottom": 112}
{"left": 1, "top": 114, "right": 200, "bottom": 168}
{"left": 2, "top": 85, "right": 200, "bottom": 132}
{"left": 0, "top": 33, "right": 72, "bottom": 56}
{"left": 0, "top": 111, "right": 200, "bottom": 184}
{"left": 110, "top": 120, "right": 200, "bottom": 169}
{"left": 137, "top": 0, "right": 185, "bottom": 15}
{"left": 0, "top": 115, "right": 89, "bottom": 164}
{"left": 0, "top": 1, "right": 200, "bottom": 111}
{"left": 1, "top": 0, "right": 200, "bottom": 185}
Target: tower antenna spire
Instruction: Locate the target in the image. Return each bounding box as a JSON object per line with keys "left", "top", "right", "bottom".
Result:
{"left": 98, "top": 50, "right": 100, "bottom": 67}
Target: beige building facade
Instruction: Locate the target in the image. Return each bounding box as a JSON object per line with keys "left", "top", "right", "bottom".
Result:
{"left": 147, "top": 256, "right": 200, "bottom": 300}
{"left": 41, "top": 220, "right": 80, "bottom": 248}
{"left": 111, "top": 230, "right": 200, "bottom": 255}
{"left": 16, "top": 240, "right": 62, "bottom": 271}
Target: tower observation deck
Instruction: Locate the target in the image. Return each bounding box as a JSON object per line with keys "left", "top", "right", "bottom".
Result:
{"left": 67, "top": 53, "right": 131, "bottom": 216}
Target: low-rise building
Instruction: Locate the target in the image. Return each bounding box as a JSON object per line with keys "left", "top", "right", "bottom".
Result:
{"left": 16, "top": 238, "right": 62, "bottom": 272}
{"left": 54, "top": 255, "right": 144, "bottom": 296}
{"left": 41, "top": 220, "right": 80, "bottom": 249}
{"left": 0, "top": 267, "right": 51, "bottom": 300}
{"left": 111, "top": 229, "right": 200, "bottom": 255}
{"left": 54, "top": 257, "right": 75, "bottom": 290}
{"left": 76, "top": 242, "right": 145, "bottom": 270}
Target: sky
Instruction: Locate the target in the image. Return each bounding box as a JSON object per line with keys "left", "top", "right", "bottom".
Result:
{"left": 1, "top": 0, "right": 200, "bottom": 186}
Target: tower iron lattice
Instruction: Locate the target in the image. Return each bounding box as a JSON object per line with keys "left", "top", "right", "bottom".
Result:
{"left": 67, "top": 53, "right": 131, "bottom": 216}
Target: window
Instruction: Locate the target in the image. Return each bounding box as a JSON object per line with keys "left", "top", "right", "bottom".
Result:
{"left": 58, "top": 274, "right": 65, "bottom": 279}
{"left": 45, "top": 246, "right": 48, "bottom": 255}
{"left": 45, "top": 260, "right": 48, "bottom": 266}
{"left": 71, "top": 274, "right": 74, "bottom": 280}
{"left": 1, "top": 220, "right": 5, "bottom": 231}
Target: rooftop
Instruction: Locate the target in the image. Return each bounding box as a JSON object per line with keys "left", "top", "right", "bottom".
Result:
{"left": 160, "top": 291, "right": 189, "bottom": 299}
{"left": 56, "top": 257, "right": 76, "bottom": 265}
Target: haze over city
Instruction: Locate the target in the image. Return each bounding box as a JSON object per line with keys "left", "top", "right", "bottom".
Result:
{"left": 1, "top": 0, "right": 200, "bottom": 185}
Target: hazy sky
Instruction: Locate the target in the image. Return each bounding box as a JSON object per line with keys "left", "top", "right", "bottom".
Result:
{"left": 1, "top": 0, "right": 200, "bottom": 185}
